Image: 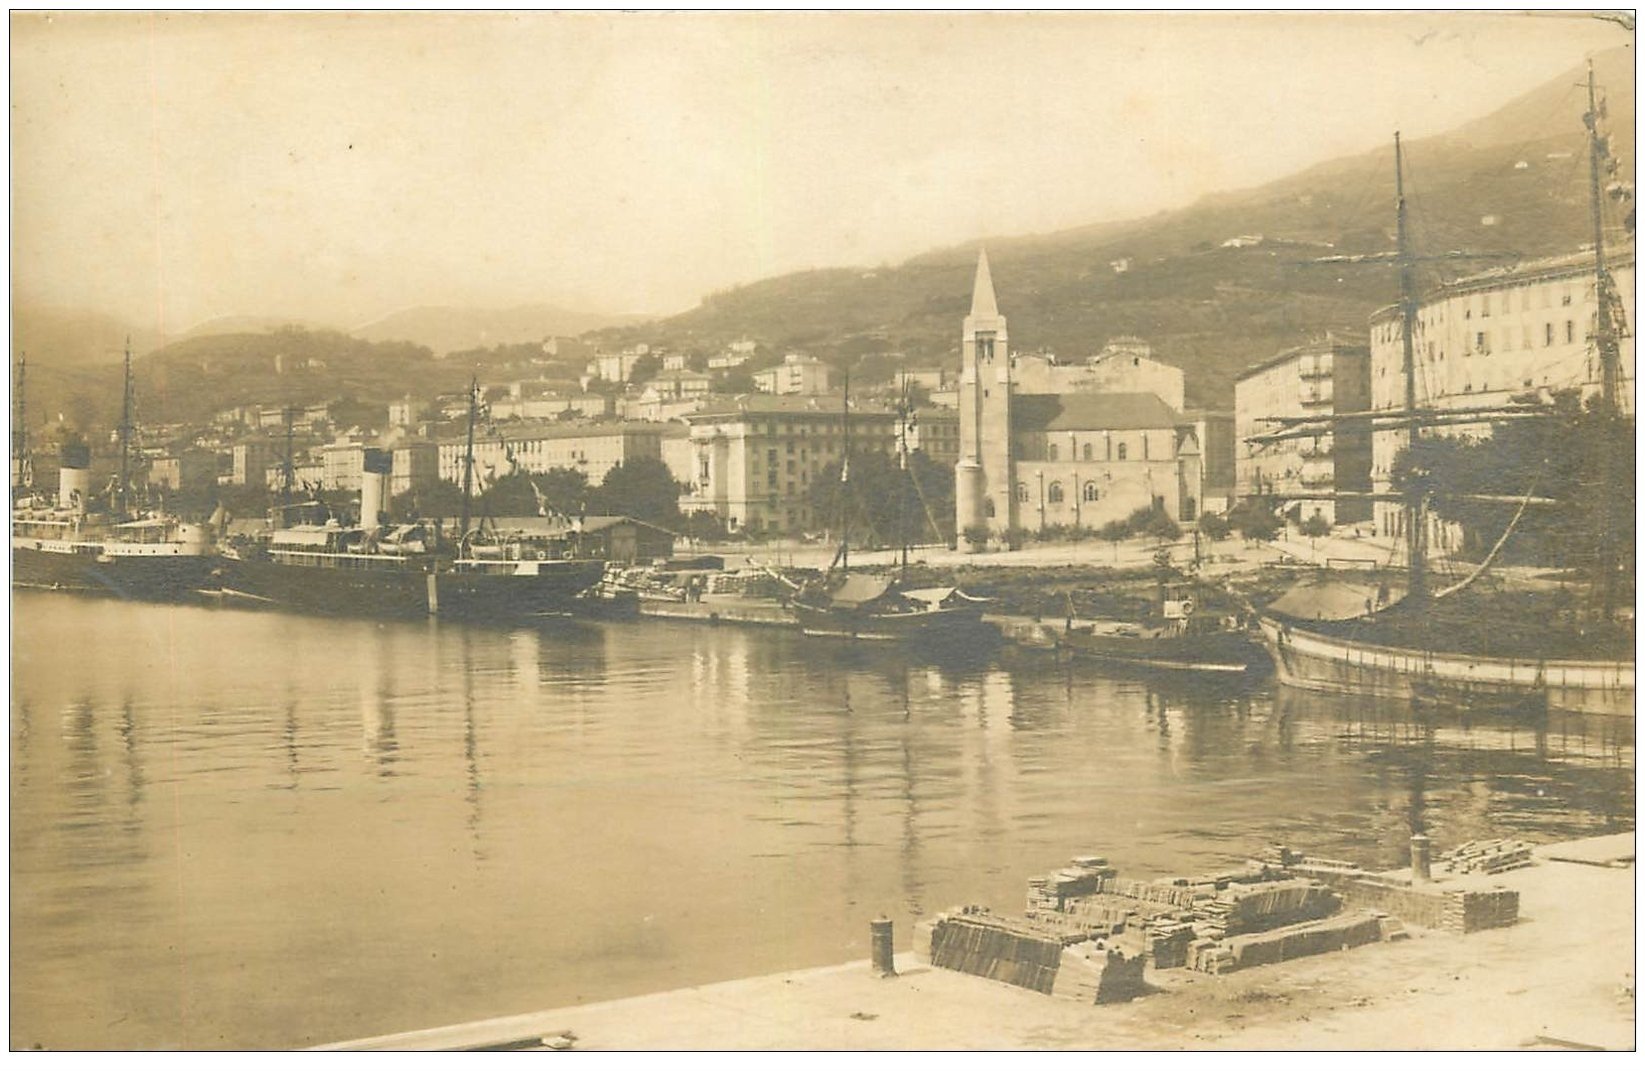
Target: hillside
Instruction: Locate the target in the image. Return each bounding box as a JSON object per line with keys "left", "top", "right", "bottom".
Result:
{"left": 352, "top": 302, "right": 649, "bottom": 356}
{"left": 588, "top": 47, "right": 1635, "bottom": 407}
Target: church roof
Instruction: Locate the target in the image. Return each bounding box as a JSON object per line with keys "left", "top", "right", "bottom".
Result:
{"left": 970, "top": 248, "right": 998, "bottom": 319}
{"left": 1012, "top": 392, "right": 1183, "bottom": 432}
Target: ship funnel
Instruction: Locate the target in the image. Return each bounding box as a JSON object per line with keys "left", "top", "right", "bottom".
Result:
{"left": 360, "top": 448, "right": 391, "bottom": 529}
{"left": 58, "top": 441, "right": 91, "bottom": 512}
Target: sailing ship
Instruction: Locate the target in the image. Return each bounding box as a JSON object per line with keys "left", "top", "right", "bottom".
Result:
{"left": 790, "top": 375, "right": 995, "bottom": 645}
{"left": 1255, "top": 74, "right": 1635, "bottom": 718}
{"left": 220, "top": 378, "right": 604, "bottom": 618}
{"left": 11, "top": 346, "right": 216, "bottom": 601}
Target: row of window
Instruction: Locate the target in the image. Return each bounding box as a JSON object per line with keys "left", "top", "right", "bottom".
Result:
{"left": 1045, "top": 440, "right": 1139, "bottom": 462}
{"left": 1374, "top": 282, "right": 1582, "bottom": 344}
{"left": 1015, "top": 481, "right": 1102, "bottom": 504}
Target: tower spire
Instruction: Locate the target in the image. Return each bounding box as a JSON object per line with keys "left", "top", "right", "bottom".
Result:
{"left": 970, "top": 248, "right": 998, "bottom": 319}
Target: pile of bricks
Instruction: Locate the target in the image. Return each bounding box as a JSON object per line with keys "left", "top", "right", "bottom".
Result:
{"left": 1193, "top": 878, "right": 1340, "bottom": 939}
{"left": 1445, "top": 887, "right": 1520, "bottom": 932}
{"left": 1188, "top": 911, "right": 1396, "bottom": 974}
{"left": 1050, "top": 941, "right": 1147, "bottom": 1004}
{"left": 1440, "top": 839, "right": 1534, "bottom": 875}
{"left": 923, "top": 908, "right": 1094, "bottom": 995}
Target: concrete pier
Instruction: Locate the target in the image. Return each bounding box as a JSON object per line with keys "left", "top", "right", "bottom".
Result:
{"left": 315, "top": 833, "right": 1634, "bottom": 1051}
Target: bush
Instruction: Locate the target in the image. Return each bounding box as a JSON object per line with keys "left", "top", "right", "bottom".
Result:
{"left": 1143, "top": 510, "right": 1181, "bottom": 542}
{"left": 1198, "top": 513, "right": 1232, "bottom": 541}
{"left": 1299, "top": 514, "right": 1332, "bottom": 539}
{"left": 1229, "top": 500, "right": 1281, "bottom": 542}
{"left": 962, "top": 523, "right": 991, "bottom": 549}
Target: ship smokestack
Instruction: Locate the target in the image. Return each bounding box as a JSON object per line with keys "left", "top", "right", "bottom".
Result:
{"left": 58, "top": 441, "right": 91, "bottom": 512}
{"left": 359, "top": 447, "right": 391, "bottom": 529}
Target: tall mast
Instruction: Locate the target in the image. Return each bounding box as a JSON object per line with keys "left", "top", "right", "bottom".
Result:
{"left": 281, "top": 405, "right": 296, "bottom": 504}
{"left": 1584, "top": 59, "right": 1622, "bottom": 620}
{"left": 839, "top": 370, "right": 851, "bottom": 573}
{"left": 897, "top": 373, "right": 910, "bottom": 580}
{"left": 1395, "top": 132, "right": 1427, "bottom": 605}
{"left": 117, "top": 338, "right": 134, "bottom": 517}
{"left": 458, "top": 375, "right": 478, "bottom": 544}
{"left": 13, "top": 352, "right": 26, "bottom": 491}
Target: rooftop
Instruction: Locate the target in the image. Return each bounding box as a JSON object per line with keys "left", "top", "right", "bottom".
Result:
{"left": 1012, "top": 392, "right": 1183, "bottom": 433}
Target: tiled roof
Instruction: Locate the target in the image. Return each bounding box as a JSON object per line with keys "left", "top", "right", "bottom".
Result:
{"left": 1012, "top": 392, "right": 1182, "bottom": 432}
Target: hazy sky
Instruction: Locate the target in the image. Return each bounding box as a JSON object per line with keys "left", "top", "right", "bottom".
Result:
{"left": 10, "top": 11, "right": 1632, "bottom": 334}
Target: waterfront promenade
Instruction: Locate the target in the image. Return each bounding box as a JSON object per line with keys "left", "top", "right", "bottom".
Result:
{"left": 320, "top": 834, "right": 1634, "bottom": 1051}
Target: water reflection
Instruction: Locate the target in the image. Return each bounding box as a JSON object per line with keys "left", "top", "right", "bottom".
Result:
{"left": 8, "top": 593, "right": 1635, "bottom": 1051}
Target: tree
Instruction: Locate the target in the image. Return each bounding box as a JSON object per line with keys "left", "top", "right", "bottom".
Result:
{"left": 1198, "top": 513, "right": 1232, "bottom": 541}
{"left": 475, "top": 468, "right": 590, "bottom": 519}
{"left": 1098, "top": 519, "right": 1129, "bottom": 561}
{"left": 628, "top": 353, "right": 662, "bottom": 385}
{"left": 1299, "top": 514, "right": 1332, "bottom": 539}
{"left": 808, "top": 450, "right": 953, "bottom": 549}
{"left": 390, "top": 479, "right": 465, "bottom": 522}
{"left": 595, "top": 457, "right": 682, "bottom": 527}
{"left": 1229, "top": 499, "right": 1281, "bottom": 542}
{"left": 1394, "top": 391, "right": 1635, "bottom": 586}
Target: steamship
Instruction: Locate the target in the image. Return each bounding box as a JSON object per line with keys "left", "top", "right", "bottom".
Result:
{"left": 221, "top": 412, "right": 605, "bottom": 619}
{"left": 13, "top": 444, "right": 217, "bottom": 601}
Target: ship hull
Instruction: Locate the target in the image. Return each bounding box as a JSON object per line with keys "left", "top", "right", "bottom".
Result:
{"left": 792, "top": 603, "right": 995, "bottom": 646}
{"left": 218, "top": 555, "right": 436, "bottom": 618}
{"left": 12, "top": 540, "right": 217, "bottom": 602}
{"left": 1258, "top": 616, "right": 1635, "bottom": 717}
{"left": 1062, "top": 626, "right": 1269, "bottom": 675}
{"left": 434, "top": 561, "right": 608, "bottom": 620}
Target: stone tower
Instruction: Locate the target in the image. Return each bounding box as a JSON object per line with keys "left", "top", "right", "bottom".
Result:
{"left": 956, "top": 249, "right": 1013, "bottom": 542}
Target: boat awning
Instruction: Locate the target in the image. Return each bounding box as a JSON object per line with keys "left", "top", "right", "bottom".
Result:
{"left": 1266, "top": 576, "right": 1406, "bottom": 621}
{"left": 829, "top": 574, "right": 894, "bottom": 609}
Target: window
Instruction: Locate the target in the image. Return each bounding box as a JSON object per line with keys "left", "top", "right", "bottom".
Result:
{"left": 1117, "top": 442, "right": 1128, "bottom": 461}
{"left": 1142, "top": 435, "right": 1150, "bottom": 460}
{"left": 699, "top": 456, "right": 710, "bottom": 482}
{"left": 1015, "top": 483, "right": 1029, "bottom": 504}
{"left": 1082, "top": 482, "right": 1099, "bottom": 503}
{"left": 1566, "top": 320, "right": 1576, "bottom": 343}
{"left": 985, "top": 498, "right": 996, "bottom": 518}
{"left": 1476, "top": 331, "right": 1488, "bottom": 354}
{"left": 1047, "top": 442, "right": 1059, "bottom": 461}
{"left": 1546, "top": 323, "right": 1555, "bottom": 346}
{"left": 1562, "top": 287, "right": 1573, "bottom": 307}
{"left": 1048, "top": 481, "right": 1064, "bottom": 504}
{"left": 1481, "top": 298, "right": 1490, "bottom": 318}
{"left": 1082, "top": 442, "right": 1093, "bottom": 461}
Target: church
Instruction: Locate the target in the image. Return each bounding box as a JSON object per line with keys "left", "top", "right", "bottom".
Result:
{"left": 955, "top": 250, "right": 1216, "bottom": 541}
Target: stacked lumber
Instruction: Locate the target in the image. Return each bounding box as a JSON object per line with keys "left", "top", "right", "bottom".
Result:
{"left": 1439, "top": 839, "right": 1534, "bottom": 875}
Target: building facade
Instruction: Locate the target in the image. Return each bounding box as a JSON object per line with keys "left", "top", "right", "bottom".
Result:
{"left": 1368, "top": 249, "right": 1637, "bottom": 538}
{"left": 389, "top": 439, "right": 441, "bottom": 496}
{"left": 437, "top": 422, "right": 665, "bottom": 489}
{"left": 956, "top": 251, "right": 1205, "bottom": 539}
{"left": 1234, "top": 341, "right": 1373, "bottom": 524}
{"left": 678, "top": 394, "right": 895, "bottom": 534}
{"left": 753, "top": 353, "right": 834, "bottom": 396}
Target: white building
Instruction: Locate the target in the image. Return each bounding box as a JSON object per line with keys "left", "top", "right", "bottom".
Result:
{"left": 1368, "top": 248, "right": 1636, "bottom": 538}
{"left": 753, "top": 353, "right": 834, "bottom": 396}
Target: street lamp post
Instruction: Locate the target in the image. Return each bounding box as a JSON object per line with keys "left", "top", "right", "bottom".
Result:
{"left": 1036, "top": 468, "right": 1045, "bottom": 534}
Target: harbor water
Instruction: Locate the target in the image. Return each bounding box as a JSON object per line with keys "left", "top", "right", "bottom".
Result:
{"left": 10, "top": 592, "right": 1635, "bottom": 1049}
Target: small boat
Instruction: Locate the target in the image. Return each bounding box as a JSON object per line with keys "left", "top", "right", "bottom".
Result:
{"left": 436, "top": 528, "right": 608, "bottom": 620}
{"left": 791, "top": 574, "right": 993, "bottom": 643}
{"left": 1059, "top": 582, "right": 1267, "bottom": 674}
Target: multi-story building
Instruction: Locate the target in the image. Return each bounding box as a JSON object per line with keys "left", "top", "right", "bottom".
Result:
{"left": 753, "top": 353, "right": 834, "bottom": 396}
{"left": 1234, "top": 340, "right": 1373, "bottom": 524}
{"left": 390, "top": 439, "right": 441, "bottom": 496}
{"left": 322, "top": 439, "right": 368, "bottom": 491}
{"left": 148, "top": 449, "right": 217, "bottom": 494}
{"left": 955, "top": 251, "right": 1208, "bottom": 538}
{"left": 589, "top": 346, "right": 649, "bottom": 383}
{"left": 436, "top": 421, "right": 665, "bottom": 488}
{"left": 678, "top": 394, "right": 895, "bottom": 534}
{"left": 906, "top": 407, "right": 961, "bottom": 467}
{"left": 1368, "top": 248, "right": 1637, "bottom": 538}
{"left": 231, "top": 439, "right": 272, "bottom": 487}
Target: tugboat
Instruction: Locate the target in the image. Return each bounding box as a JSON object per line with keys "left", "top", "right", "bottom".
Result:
{"left": 11, "top": 348, "right": 216, "bottom": 602}
{"left": 1060, "top": 578, "right": 1267, "bottom": 675}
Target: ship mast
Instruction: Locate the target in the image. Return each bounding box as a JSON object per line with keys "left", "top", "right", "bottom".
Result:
{"left": 117, "top": 338, "right": 135, "bottom": 518}
{"left": 1395, "top": 132, "right": 1427, "bottom": 605}
{"left": 838, "top": 370, "right": 851, "bottom": 574}
{"left": 13, "top": 352, "right": 28, "bottom": 493}
{"left": 896, "top": 373, "right": 910, "bottom": 581}
{"left": 458, "top": 375, "right": 478, "bottom": 546}
{"left": 1585, "top": 59, "right": 1623, "bottom": 620}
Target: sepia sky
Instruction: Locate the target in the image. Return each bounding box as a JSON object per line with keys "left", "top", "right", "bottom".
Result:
{"left": 9, "top": 10, "right": 1632, "bottom": 334}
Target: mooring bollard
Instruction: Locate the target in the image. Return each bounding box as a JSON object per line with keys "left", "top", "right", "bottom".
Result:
{"left": 870, "top": 917, "right": 896, "bottom": 977}
{"left": 1410, "top": 833, "right": 1432, "bottom": 883}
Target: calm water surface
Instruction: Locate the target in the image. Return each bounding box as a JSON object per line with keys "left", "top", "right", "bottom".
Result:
{"left": 10, "top": 592, "right": 1635, "bottom": 1049}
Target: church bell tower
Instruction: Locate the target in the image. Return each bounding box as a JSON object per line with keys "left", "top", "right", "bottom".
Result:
{"left": 956, "top": 249, "right": 1013, "bottom": 542}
